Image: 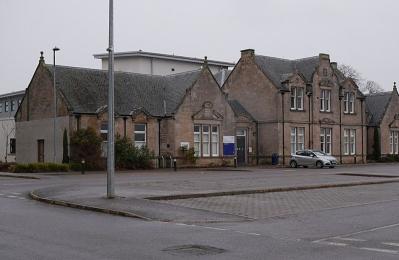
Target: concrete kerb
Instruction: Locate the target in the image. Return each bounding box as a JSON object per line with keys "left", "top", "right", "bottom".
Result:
{"left": 146, "top": 178, "right": 399, "bottom": 201}
{"left": 29, "top": 190, "right": 151, "bottom": 221}
{"left": 0, "top": 173, "right": 40, "bottom": 179}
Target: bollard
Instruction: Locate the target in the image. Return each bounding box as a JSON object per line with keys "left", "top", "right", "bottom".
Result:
{"left": 81, "top": 159, "right": 86, "bottom": 175}
{"left": 173, "top": 158, "right": 177, "bottom": 171}
{"left": 234, "top": 156, "right": 237, "bottom": 168}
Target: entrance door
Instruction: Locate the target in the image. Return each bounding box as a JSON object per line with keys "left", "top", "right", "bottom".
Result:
{"left": 37, "top": 139, "right": 44, "bottom": 163}
{"left": 236, "top": 129, "right": 246, "bottom": 165}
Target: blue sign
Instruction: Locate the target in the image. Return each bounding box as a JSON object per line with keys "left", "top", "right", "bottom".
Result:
{"left": 223, "top": 143, "right": 235, "bottom": 156}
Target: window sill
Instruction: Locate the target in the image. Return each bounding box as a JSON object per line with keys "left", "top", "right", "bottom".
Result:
{"left": 343, "top": 112, "right": 356, "bottom": 115}
{"left": 290, "top": 109, "right": 306, "bottom": 112}
{"left": 320, "top": 110, "right": 333, "bottom": 113}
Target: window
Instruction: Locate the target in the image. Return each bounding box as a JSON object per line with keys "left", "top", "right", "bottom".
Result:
{"left": 344, "top": 92, "right": 355, "bottom": 114}
{"left": 291, "top": 127, "right": 305, "bottom": 154}
{"left": 211, "top": 126, "right": 219, "bottom": 156}
{"left": 0, "top": 103, "right": 2, "bottom": 113}
{"left": 320, "top": 128, "right": 332, "bottom": 154}
{"left": 134, "top": 124, "right": 146, "bottom": 148}
{"left": 344, "top": 129, "right": 356, "bottom": 155}
{"left": 194, "top": 125, "right": 201, "bottom": 157}
{"left": 11, "top": 100, "right": 17, "bottom": 111}
{"left": 18, "top": 99, "right": 22, "bottom": 105}
{"left": 5, "top": 101, "right": 9, "bottom": 112}
{"left": 390, "top": 131, "right": 399, "bottom": 154}
{"left": 320, "top": 89, "right": 331, "bottom": 112}
{"left": 323, "top": 68, "right": 328, "bottom": 77}
{"left": 202, "top": 125, "right": 210, "bottom": 156}
{"left": 100, "top": 121, "right": 108, "bottom": 157}
{"left": 290, "top": 87, "right": 304, "bottom": 110}
{"left": 10, "top": 138, "right": 16, "bottom": 154}
{"left": 193, "top": 124, "right": 219, "bottom": 157}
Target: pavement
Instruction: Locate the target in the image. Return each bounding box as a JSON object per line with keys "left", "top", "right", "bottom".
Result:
{"left": 25, "top": 163, "right": 399, "bottom": 223}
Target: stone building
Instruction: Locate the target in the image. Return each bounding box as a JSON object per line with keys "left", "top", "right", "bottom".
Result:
{"left": 366, "top": 83, "right": 399, "bottom": 158}
{"left": 15, "top": 53, "right": 253, "bottom": 166}
{"left": 0, "top": 90, "right": 25, "bottom": 162}
{"left": 222, "top": 49, "right": 367, "bottom": 165}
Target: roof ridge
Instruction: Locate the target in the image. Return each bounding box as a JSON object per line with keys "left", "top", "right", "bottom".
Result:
{"left": 255, "top": 54, "right": 319, "bottom": 62}
{"left": 45, "top": 63, "right": 165, "bottom": 78}
{"left": 365, "top": 91, "right": 392, "bottom": 97}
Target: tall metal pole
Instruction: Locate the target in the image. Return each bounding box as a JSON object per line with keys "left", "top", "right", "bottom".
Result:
{"left": 53, "top": 47, "right": 60, "bottom": 163}
{"left": 107, "top": 0, "right": 115, "bottom": 198}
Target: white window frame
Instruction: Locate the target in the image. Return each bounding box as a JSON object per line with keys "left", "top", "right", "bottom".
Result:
{"left": 344, "top": 92, "right": 355, "bottom": 114}
{"left": 134, "top": 124, "right": 147, "bottom": 148}
{"left": 320, "top": 89, "right": 331, "bottom": 112}
{"left": 202, "top": 125, "right": 210, "bottom": 157}
{"left": 5, "top": 101, "right": 9, "bottom": 112}
{"left": 320, "top": 128, "right": 332, "bottom": 155}
{"left": 211, "top": 125, "right": 219, "bottom": 157}
{"left": 390, "top": 130, "right": 399, "bottom": 155}
{"left": 344, "top": 129, "right": 356, "bottom": 155}
{"left": 194, "top": 125, "right": 201, "bottom": 157}
{"left": 194, "top": 124, "right": 220, "bottom": 157}
{"left": 291, "top": 127, "right": 305, "bottom": 154}
{"left": 11, "top": 100, "right": 17, "bottom": 111}
{"left": 290, "top": 87, "right": 304, "bottom": 111}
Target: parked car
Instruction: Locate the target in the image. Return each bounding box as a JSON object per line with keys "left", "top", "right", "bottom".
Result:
{"left": 289, "top": 150, "right": 338, "bottom": 168}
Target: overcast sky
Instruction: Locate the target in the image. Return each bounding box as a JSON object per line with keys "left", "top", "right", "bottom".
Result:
{"left": 1, "top": 0, "right": 398, "bottom": 94}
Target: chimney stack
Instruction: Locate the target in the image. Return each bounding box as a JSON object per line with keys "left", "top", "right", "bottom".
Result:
{"left": 331, "top": 62, "right": 337, "bottom": 70}
{"left": 240, "top": 49, "right": 255, "bottom": 59}
{"left": 319, "top": 53, "right": 330, "bottom": 62}
{"left": 394, "top": 82, "right": 397, "bottom": 92}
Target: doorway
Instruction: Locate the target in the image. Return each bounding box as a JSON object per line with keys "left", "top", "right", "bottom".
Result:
{"left": 236, "top": 129, "right": 246, "bottom": 165}
{"left": 37, "top": 139, "right": 44, "bottom": 163}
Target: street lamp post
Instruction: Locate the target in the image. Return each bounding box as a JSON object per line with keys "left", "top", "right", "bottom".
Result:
{"left": 53, "top": 47, "right": 60, "bottom": 163}
{"left": 107, "top": 0, "right": 115, "bottom": 198}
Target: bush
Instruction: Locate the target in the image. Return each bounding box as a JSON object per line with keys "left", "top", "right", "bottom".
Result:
{"left": 70, "top": 127, "right": 103, "bottom": 170}
{"left": 11, "top": 163, "right": 69, "bottom": 173}
{"left": 115, "top": 135, "right": 154, "bottom": 169}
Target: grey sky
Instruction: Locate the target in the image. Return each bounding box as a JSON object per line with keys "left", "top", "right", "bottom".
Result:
{"left": 1, "top": 0, "right": 398, "bottom": 94}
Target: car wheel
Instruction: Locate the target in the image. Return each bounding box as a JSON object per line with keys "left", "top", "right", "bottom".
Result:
{"left": 316, "top": 161, "right": 323, "bottom": 168}
{"left": 290, "top": 160, "right": 297, "bottom": 168}
{"left": 303, "top": 166, "right": 308, "bottom": 168}
{"left": 329, "top": 166, "right": 335, "bottom": 169}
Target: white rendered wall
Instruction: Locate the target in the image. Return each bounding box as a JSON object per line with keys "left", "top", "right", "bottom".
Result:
{"left": 0, "top": 118, "right": 15, "bottom": 162}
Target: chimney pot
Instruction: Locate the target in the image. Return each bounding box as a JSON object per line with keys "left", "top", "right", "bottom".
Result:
{"left": 39, "top": 51, "right": 45, "bottom": 63}
{"left": 331, "top": 62, "right": 337, "bottom": 69}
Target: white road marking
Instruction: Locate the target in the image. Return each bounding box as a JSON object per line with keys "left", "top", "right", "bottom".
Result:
{"left": 382, "top": 242, "right": 399, "bottom": 247}
{"left": 11, "top": 192, "right": 22, "bottom": 195}
{"left": 316, "top": 241, "right": 347, "bottom": 247}
{"left": 360, "top": 247, "right": 398, "bottom": 254}
{"left": 6, "top": 195, "right": 17, "bottom": 198}
{"left": 233, "top": 230, "right": 261, "bottom": 236}
{"left": 174, "top": 222, "right": 261, "bottom": 237}
{"left": 335, "top": 237, "right": 366, "bottom": 242}
{"left": 0, "top": 193, "right": 4, "bottom": 196}
{"left": 201, "top": 226, "right": 228, "bottom": 231}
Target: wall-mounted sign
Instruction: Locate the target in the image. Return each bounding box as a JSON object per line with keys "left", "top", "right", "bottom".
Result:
{"left": 223, "top": 136, "right": 235, "bottom": 156}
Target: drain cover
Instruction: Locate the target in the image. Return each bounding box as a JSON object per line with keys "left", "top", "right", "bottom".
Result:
{"left": 162, "top": 244, "right": 226, "bottom": 256}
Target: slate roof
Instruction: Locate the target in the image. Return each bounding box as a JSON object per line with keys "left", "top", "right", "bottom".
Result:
{"left": 365, "top": 91, "right": 393, "bottom": 126}
{"left": 254, "top": 55, "right": 319, "bottom": 87}
{"left": 213, "top": 69, "right": 232, "bottom": 87}
{"left": 228, "top": 100, "right": 254, "bottom": 121}
{"left": 45, "top": 64, "right": 201, "bottom": 117}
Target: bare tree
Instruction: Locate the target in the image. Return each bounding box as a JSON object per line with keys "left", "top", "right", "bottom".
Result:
{"left": 338, "top": 64, "right": 364, "bottom": 87}
{"left": 338, "top": 64, "right": 384, "bottom": 94}
{"left": 363, "top": 80, "right": 384, "bottom": 94}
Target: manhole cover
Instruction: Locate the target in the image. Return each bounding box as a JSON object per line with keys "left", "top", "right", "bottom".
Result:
{"left": 162, "top": 244, "right": 226, "bottom": 256}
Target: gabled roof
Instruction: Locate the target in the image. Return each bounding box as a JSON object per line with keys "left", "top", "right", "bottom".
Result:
{"left": 254, "top": 55, "right": 319, "bottom": 87}
{"left": 45, "top": 64, "right": 201, "bottom": 117}
{"left": 228, "top": 100, "right": 254, "bottom": 121}
{"left": 365, "top": 91, "right": 393, "bottom": 126}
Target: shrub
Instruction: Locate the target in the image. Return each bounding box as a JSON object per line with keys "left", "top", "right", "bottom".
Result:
{"left": 70, "top": 127, "right": 103, "bottom": 170}
{"left": 115, "top": 135, "right": 154, "bottom": 169}
{"left": 11, "top": 163, "right": 69, "bottom": 173}
{"left": 179, "top": 147, "right": 197, "bottom": 164}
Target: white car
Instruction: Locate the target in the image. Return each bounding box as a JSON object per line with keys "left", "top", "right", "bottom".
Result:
{"left": 289, "top": 150, "right": 338, "bottom": 168}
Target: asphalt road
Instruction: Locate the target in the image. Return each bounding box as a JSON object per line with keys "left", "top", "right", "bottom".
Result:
{"left": 2, "top": 165, "right": 399, "bottom": 259}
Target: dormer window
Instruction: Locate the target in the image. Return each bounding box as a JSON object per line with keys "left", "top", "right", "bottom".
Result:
{"left": 290, "top": 87, "right": 304, "bottom": 111}
{"left": 344, "top": 92, "right": 355, "bottom": 114}
{"left": 320, "top": 89, "right": 331, "bottom": 112}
